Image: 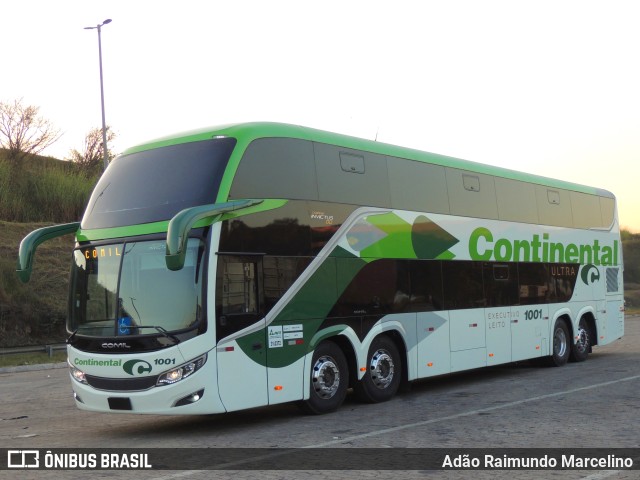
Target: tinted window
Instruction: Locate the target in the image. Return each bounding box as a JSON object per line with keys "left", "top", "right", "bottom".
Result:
{"left": 219, "top": 201, "right": 357, "bottom": 256}
{"left": 409, "top": 260, "right": 443, "bottom": 311}
{"left": 230, "top": 138, "right": 318, "bottom": 200}
{"left": 218, "top": 260, "right": 259, "bottom": 315}
{"left": 314, "top": 143, "right": 391, "bottom": 207}
{"left": 442, "top": 261, "right": 485, "bottom": 310}
{"left": 221, "top": 216, "right": 311, "bottom": 255}
{"left": 551, "top": 264, "right": 578, "bottom": 302}
{"left": 518, "top": 263, "right": 552, "bottom": 305}
{"left": 82, "top": 138, "right": 236, "bottom": 229}
{"left": 333, "top": 259, "right": 408, "bottom": 316}
{"left": 484, "top": 263, "right": 518, "bottom": 307}
{"left": 263, "top": 256, "right": 313, "bottom": 311}
{"left": 216, "top": 255, "right": 262, "bottom": 340}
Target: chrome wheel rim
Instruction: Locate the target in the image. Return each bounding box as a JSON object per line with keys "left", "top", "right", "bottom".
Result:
{"left": 575, "top": 325, "right": 589, "bottom": 353}
{"left": 554, "top": 327, "right": 568, "bottom": 358}
{"left": 311, "top": 355, "right": 340, "bottom": 399}
{"left": 369, "top": 349, "right": 395, "bottom": 390}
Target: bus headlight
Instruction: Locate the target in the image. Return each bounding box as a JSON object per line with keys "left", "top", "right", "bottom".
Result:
{"left": 70, "top": 365, "right": 87, "bottom": 384}
{"left": 157, "top": 354, "right": 207, "bottom": 386}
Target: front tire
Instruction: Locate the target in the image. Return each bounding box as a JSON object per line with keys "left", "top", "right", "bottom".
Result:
{"left": 546, "top": 319, "right": 571, "bottom": 367}
{"left": 300, "top": 341, "right": 349, "bottom": 415}
{"left": 354, "top": 335, "right": 401, "bottom": 403}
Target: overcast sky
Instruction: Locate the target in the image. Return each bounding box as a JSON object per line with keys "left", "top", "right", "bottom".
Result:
{"left": 2, "top": 0, "right": 639, "bottom": 231}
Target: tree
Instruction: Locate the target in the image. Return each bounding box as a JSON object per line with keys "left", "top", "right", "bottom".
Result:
{"left": 67, "top": 126, "right": 116, "bottom": 176}
{"left": 0, "top": 98, "right": 61, "bottom": 162}
{"left": 621, "top": 229, "right": 635, "bottom": 242}
{"left": 622, "top": 231, "right": 640, "bottom": 285}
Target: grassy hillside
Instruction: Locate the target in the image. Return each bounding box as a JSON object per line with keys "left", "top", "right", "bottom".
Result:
{"left": 622, "top": 232, "right": 640, "bottom": 312}
{"left": 0, "top": 150, "right": 98, "bottom": 347}
{"left": 0, "top": 221, "right": 74, "bottom": 346}
{"left": 0, "top": 150, "right": 95, "bottom": 223}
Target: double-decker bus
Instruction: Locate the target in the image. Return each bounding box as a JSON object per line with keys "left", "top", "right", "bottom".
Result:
{"left": 17, "top": 122, "right": 624, "bottom": 415}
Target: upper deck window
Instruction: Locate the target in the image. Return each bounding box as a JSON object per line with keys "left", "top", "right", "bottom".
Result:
{"left": 81, "top": 137, "right": 236, "bottom": 229}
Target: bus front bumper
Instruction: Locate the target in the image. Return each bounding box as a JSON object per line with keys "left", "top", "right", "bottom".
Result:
{"left": 69, "top": 357, "right": 226, "bottom": 415}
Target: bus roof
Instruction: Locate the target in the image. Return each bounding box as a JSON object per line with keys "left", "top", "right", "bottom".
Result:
{"left": 122, "top": 122, "right": 613, "bottom": 198}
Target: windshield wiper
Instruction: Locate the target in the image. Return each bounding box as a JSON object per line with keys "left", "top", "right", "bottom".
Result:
{"left": 67, "top": 329, "right": 78, "bottom": 343}
{"left": 87, "top": 182, "right": 111, "bottom": 217}
{"left": 131, "top": 325, "right": 181, "bottom": 344}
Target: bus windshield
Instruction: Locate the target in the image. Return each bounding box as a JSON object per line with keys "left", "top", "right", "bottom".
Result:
{"left": 81, "top": 137, "right": 236, "bottom": 229}
{"left": 69, "top": 238, "right": 205, "bottom": 337}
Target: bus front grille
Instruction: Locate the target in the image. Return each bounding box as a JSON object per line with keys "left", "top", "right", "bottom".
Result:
{"left": 85, "top": 374, "right": 159, "bottom": 391}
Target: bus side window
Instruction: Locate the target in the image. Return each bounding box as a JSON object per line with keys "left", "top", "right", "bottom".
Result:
{"left": 484, "top": 263, "right": 518, "bottom": 307}
{"left": 216, "top": 256, "right": 262, "bottom": 341}
{"left": 262, "top": 256, "right": 313, "bottom": 313}
{"left": 221, "top": 261, "right": 257, "bottom": 315}
{"left": 442, "top": 261, "right": 485, "bottom": 310}
{"left": 409, "top": 260, "right": 443, "bottom": 312}
{"left": 518, "top": 263, "right": 552, "bottom": 305}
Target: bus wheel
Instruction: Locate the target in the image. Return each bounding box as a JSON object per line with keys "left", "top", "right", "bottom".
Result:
{"left": 355, "top": 335, "right": 401, "bottom": 403}
{"left": 570, "top": 317, "right": 591, "bottom": 363}
{"left": 300, "top": 341, "right": 348, "bottom": 415}
{"left": 546, "top": 319, "right": 570, "bottom": 367}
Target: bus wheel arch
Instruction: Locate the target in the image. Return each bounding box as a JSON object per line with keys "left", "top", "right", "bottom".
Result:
{"left": 354, "top": 333, "right": 404, "bottom": 403}
{"left": 330, "top": 334, "right": 358, "bottom": 390}
{"left": 546, "top": 316, "right": 571, "bottom": 367}
{"left": 570, "top": 313, "right": 596, "bottom": 363}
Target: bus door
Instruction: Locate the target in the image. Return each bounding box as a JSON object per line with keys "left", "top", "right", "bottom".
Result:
{"left": 215, "top": 254, "right": 267, "bottom": 411}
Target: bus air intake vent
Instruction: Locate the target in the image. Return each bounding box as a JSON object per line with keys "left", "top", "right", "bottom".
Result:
{"left": 606, "top": 268, "right": 619, "bottom": 293}
{"left": 108, "top": 397, "right": 132, "bottom": 411}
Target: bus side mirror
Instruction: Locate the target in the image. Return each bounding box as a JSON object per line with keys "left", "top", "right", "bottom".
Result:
{"left": 165, "top": 199, "right": 262, "bottom": 271}
{"left": 17, "top": 222, "right": 81, "bottom": 283}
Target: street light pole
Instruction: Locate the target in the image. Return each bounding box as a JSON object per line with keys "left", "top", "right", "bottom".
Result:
{"left": 84, "top": 19, "right": 112, "bottom": 171}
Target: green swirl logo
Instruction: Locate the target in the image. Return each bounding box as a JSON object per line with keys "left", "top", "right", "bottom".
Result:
{"left": 122, "top": 359, "right": 153, "bottom": 376}
{"left": 580, "top": 264, "right": 600, "bottom": 285}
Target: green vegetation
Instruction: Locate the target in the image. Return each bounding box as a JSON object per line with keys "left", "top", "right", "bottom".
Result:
{"left": 0, "top": 149, "right": 99, "bottom": 348}
{"left": 0, "top": 350, "right": 67, "bottom": 368}
{"left": 0, "top": 150, "right": 96, "bottom": 223}
{"left": 622, "top": 230, "right": 640, "bottom": 313}
{"left": 1, "top": 221, "right": 76, "bottom": 347}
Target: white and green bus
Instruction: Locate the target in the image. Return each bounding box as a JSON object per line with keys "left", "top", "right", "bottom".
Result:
{"left": 18, "top": 122, "right": 624, "bottom": 415}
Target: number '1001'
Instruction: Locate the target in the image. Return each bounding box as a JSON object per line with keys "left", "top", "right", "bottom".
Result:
{"left": 525, "top": 309, "right": 543, "bottom": 320}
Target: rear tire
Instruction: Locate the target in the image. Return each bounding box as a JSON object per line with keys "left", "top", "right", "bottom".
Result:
{"left": 546, "top": 319, "right": 570, "bottom": 367}
{"left": 570, "top": 317, "right": 591, "bottom": 362}
{"left": 354, "top": 335, "right": 401, "bottom": 403}
{"left": 300, "top": 341, "right": 348, "bottom": 415}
